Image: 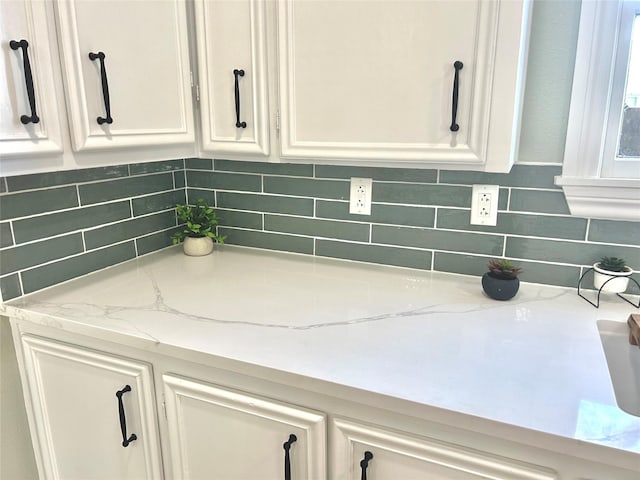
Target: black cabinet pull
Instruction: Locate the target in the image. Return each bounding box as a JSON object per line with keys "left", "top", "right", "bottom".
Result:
{"left": 283, "top": 433, "right": 297, "bottom": 480}
{"left": 115, "top": 385, "right": 137, "bottom": 447}
{"left": 450, "top": 60, "right": 463, "bottom": 132}
{"left": 233, "top": 69, "right": 247, "bottom": 128}
{"left": 9, "top": 39, "right": 40, "bottom": 125}
{"left": 360, "top": 451, "right": 373, "bottom": 480}
{"left": 89, "top": 51, "right": 113, "bottom": 125}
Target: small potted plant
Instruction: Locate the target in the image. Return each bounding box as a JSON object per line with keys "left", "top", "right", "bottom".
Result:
{"left": 172, "top": 198, "right": 225, "bottom": 256}
{"left": 593, "top": 256, "right": 633, "bottom": 293}
{"left": 482, "top": 259, "right": 523, "bottom": 300}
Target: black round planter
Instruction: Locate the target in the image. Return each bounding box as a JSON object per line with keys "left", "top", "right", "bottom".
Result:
{"left": 482, "top": 272, "right": 520, "bottom": 300}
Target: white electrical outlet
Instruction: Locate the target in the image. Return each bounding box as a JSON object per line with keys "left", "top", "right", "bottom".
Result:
{"left": 349, "top": 177, "right": 372, "bottom": 215}
{"left": 470, "top": 184, "right": 500, "bottom": 226}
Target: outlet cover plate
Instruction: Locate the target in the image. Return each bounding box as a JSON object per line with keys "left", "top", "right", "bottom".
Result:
{"left": 349, "top": 177, "right": 372, "bottom": 215}
{"left": 470, "top": 184, "right": 499, "bottom": 226}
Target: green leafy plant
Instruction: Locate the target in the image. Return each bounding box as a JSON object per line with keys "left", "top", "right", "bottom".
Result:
{"left": 487, "top": 259, "right": 523, "bottom": 279}
{"left": 171, "top": 198, "right": 226, "bottom": 245}
{"left": 597, "top": 256, "right": 628, "bottom": 272}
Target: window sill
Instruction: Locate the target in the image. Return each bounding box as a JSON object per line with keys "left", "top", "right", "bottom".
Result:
{"left": 555, "top": 176, "right": 640, "bottom": 221}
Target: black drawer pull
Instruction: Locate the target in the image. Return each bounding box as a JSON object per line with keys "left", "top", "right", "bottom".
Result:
{"left": 360, "top": 451, "right": 373, "bottom": 480}
{"left": 115, "top": 385, "right": 137, "bottom": 447}
{"left": 283, "top": 433, "right": 297, "bottom": 480}
{"left": 233, "top": 69, "right": 247, "bottom": 128}
{"left": 9, "top": 39, "right": 40, "bottom": 124}
{"left": 450, "top": 60, "right": 463, "bottom": 132}
{"left": 89, "top": 51, "right": 113, "bottom": 125}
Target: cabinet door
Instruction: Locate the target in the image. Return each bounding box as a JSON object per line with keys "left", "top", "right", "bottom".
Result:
{"left": 163, "top": 374, "right": 326, "bottom": 480}
{"left": 194, "top": 0, "right": 270, "bottom": 158}
{"left": 331, "top": 418, "right": 556, "bottom": 480}
{"left": 55, "top": 0, "right": 194, "bottom": 152}
{"left": 277, "top": 0, "right": 530, "bottom": 172}
{"left": 18, "top": 335, "right": 164, "bottom": 480}
{"left": 1, "top": 0, "right": 64, "bottom": 158}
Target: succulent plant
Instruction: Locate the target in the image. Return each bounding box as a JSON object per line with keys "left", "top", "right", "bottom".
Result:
{"left": 487, "top": 259, "right": 523, "bottom": 279}
{"left": 597, "top": 256, "right": 628, "bottom": 272}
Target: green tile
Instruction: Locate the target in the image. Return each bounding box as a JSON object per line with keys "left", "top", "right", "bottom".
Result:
{"left": 436, "top": 209, "right": 587, "bottom": 240}
{"left": 588, "top": 219, "right": 640, "bottom": 245}
{"left": 13, "top": 201, "right": 131, "bottom": 243}
{"left": 374, "top": 183, "right": 471, "bottom": 207}
{"left": 174, "top": 171, "right": 186, "bottom": 188}
{"left": 0, "top": 186, "right": 78, "bottom": 221}
{"left": 6, "top": 166, "right": 128, "bottom": 191}
{"left": 433, "top": 252, "right": 580, "bottom": 288}
{"left": 21, "top": 242, "right": 136, "bottom": 295}
{"left": 315, "top": 165, "right": 437, "bottom": 183}
{"left": 316, "top": 240, "right": 431, "bottom": 270}
{"left": 214, "top": 159, "right": 313, "bottom": 177}
{"left": 217, "top": 209, "right": 262, "bottom": 230}
{"left": 136, "top": 228, "right": 180, "bottom": 256}
{"left": 372, "top": 225, "right": 504, "bottom": 255}
{"left": 185, "top": 158, "right": 213, "bottom": 170}
{"left": 264, "top": 177, "right": 350, "bottom": 200}
{"left": 186, "top": 189, "right": 216, "bottom": 206}
{"left": 509, "top": 189, "right": 570, "bottom": 214}
{"left": 316, "top": 200, "right": 435, "bottom": 227}
{"left": 1, "top": 222, "right": 13, "bottom": 248}
{"left": 186, "top": 171, "right": 261, "bottom": 192}
{"left": 132, "top": 191, "right": 186, "bottom": 216}
{"left": 0, "top": 233, "right": 84, "bottom": 275}
{"left": 265, "top": 215, "right": 369, "bottom": 242}
{"left": 505, "top": 237, "right": 640, "bottom": 268}
{"left": 79, "top": 174, "right": 173, "bottom": 205}
{"left": 84, "top": 211, "right": 176, "bottom": 250}
{"left": 129, "top": 159, "right": 184, "bottom": 175}
{"left": 218, "top": 227, "right": 314, "bottom": 254}
{"left": 1, "top": 274, "right": 22, "bottom": 300}
{"left": 217, "top": 192, "right": 314, "bottom": 216}
{"left": 440, "top": 165, "right": 561, "bottom": 189}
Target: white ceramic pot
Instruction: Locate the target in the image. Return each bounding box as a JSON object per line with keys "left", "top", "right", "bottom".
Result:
{"left": 183, "top": 236, "right": 214, "bottom": 256}
{"left": 593, "top": 263, "right": 633, "bottom": 293}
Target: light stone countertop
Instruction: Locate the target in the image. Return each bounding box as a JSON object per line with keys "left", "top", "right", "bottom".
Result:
{"left": 3, "top": 245, "right": 640, "bottom": 463}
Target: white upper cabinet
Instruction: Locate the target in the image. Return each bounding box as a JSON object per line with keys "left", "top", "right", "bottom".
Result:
{"left": 55, "top": 0, "right": 194, "bottom": 152}
{"left": 276, "top": 0, "right": 531, "bottom": 172}
{"left": 194, "top": 0, "right": 270, "bottom": 159}
{"left": 1, "top": 0, "right": 64, "bottom": 158}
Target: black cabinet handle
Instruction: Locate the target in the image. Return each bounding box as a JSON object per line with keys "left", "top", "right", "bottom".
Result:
{"left": 9, "top": 39, "right": 40, "bottom": 124}
{"left": 283, "top": 433, "right": 297, "bottom": 480}
{"left": 360, "top": 451, "right": 373, "bottom": 480}
{"left": 450, "top": 60, "right": 463, "bottom": 132}
{"left": 233, "top": 69, "right": 247, "bottom": 128}
{"left": 89, "top": 51, "right": 113, "bottom": 125}
{"left": 115, "top": 385, "right": 137, "bottom": 447}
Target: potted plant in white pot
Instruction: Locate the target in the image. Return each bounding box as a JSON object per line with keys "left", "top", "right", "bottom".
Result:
{"left": 482, "top": 259, "right": 523, "bottom": 301}
{"left": 172, "top": 198, "right": 225, "bottom": 256}
{"left": 593, "top": 256, "right": 634, "bottom": 293}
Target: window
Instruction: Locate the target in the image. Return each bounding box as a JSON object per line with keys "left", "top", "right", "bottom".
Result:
{"left": 558, "top": 0, "right": 640, "bottom": 221}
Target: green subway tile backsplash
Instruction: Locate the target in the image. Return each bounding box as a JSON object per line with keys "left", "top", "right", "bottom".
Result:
{"left": 13, "top": 201, "right": 132, "bottom": 243}
{"left": 1, "top": 158, "right": 638, "bottom": 301}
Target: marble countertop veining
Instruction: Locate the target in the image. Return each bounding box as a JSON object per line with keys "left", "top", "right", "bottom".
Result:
{"left": 3, "top": 245, "right": 640, "bottom": 459}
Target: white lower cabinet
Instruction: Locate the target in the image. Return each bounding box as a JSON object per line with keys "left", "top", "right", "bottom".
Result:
{"left": 162, "top": 374, "right": 326, "bottom": 479}
{"left": 331, "top": 418, "right": 556, "bottom": 480}
{"left": 17, "top": 335, "right": 164, "bottom": 480}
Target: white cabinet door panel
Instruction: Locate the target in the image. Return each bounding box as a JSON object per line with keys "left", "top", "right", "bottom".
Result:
{"left": 18, "top": 335, "right": 163, "bottom": 480}
{"left": 331, "top": 418, "right": 557, "bottom": 480}
{"left": 195, "top": 0, "right": 270, "bottom": 158}
{"left": 163, "top": 374, "right": 326, "bottom": 480}
{"left": 1, "top": 0, "right": 64, "bottom": 158}
{"left": 55, "top": 0, "right": 194, "bottom": 152}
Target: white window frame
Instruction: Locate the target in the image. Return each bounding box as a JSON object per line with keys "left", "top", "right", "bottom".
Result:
{"left": 557, "top": 0, "right": 640, "bottom": 221}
